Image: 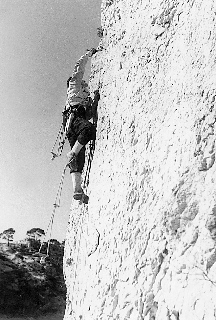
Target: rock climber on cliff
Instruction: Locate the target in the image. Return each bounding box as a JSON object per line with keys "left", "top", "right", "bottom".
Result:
{"left": 62, "top": 48, "right": 100, "bottom": 204}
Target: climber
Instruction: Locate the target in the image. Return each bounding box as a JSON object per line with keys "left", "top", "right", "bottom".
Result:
{"left": 63, "top": 48, "right": 100, "bottom": 204}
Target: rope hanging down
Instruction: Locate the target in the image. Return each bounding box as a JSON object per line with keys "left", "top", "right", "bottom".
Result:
{"left": 51, "top": 110, "right": 74, "bottom": 160}
{"left": 50, "top": 123, "right": 65, "bottom": 160}
{"left": 83, "top": 111, "right": 97, "bottom": 190}
{"left": 83, "top": 139, "right": 95, "bottom": 190}
{"left": 38, "top": 164, "right": 68, "bottom": 261}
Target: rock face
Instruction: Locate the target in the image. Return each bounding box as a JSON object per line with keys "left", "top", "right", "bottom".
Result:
{"left": 63, "top": 0, "right": 216, "bottom": 319}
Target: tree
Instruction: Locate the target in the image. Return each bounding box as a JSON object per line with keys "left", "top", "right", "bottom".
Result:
{"left": 1, "top": 228, "right": 15, "bottom": 246}
{"left": 26, "top": 228, "right": 45, "bottom": 241}
{"left": 26, "top": 228, "right": 45, "bottom": 251}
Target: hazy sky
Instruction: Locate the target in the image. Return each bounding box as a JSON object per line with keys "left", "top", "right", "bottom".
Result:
{"left": 0, "top": 0, "right": 101, "bottom": 241}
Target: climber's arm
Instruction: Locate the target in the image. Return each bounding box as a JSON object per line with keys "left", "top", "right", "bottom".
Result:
{"left": 68, "top": 53, "right": 89, "bottom": 95}
{"left": 68, "top": 48, "right": 97, "bottom": 95}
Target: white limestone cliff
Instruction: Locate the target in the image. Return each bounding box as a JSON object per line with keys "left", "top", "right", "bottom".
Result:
{"left": 63, "top": 0, "right": 216, "bottom": 319}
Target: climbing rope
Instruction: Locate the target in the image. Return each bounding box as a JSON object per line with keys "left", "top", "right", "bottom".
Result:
{"left": 83, "top": 113, "right": 97, "bottom": 191}
{"left": 50, "top": 123, "right": 65, "bottom": 160}
{"left": 38, "top": 164, "right": 68, "bottom": 260}
{"left": 83, "top": 140, "right": 95, "bottom": 190}
{"left": 51, "top": 111, "right": 74, "bottom": 161}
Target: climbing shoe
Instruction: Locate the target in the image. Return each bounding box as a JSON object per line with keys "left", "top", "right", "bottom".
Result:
{"left": 73, "top": 190, "right": 89, "bottom": 204}
{"left": 73, "top": 190, "right": 84, "bottom": 200}
{"left": 67, "top": 152, "right": 78, "bottom": 172}
{"left": 80, "top": 193, "right": 89, "bottom": 205}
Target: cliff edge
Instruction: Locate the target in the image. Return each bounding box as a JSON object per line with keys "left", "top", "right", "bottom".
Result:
{"left": 64, "top": 0, "right": 216, "bottom": 319}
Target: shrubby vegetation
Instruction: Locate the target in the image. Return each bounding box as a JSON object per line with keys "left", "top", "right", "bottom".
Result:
{"left": 0, "top": 228, "right": 66, "bottom": 317}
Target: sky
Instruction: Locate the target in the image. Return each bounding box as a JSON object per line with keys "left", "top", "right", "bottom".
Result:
{"left": 0, "top": 0, "right": 101, "bottom": 242}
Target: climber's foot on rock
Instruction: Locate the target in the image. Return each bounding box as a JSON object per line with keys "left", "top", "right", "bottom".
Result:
{"left": 81, "top": 194, "right": 89, "bottom": 204}
{"left": 73, "top": 189, "right": 84, "bottom": 200}
{"left": 73, "top": 190, "right": 89, "bottom": 204}
{"left": 73, "top": 193, "right": 89, "bottom": 205}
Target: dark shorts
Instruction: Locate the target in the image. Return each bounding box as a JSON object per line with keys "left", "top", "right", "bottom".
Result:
{"left": 67, "top": 116, "right": 96, "bottom": 173}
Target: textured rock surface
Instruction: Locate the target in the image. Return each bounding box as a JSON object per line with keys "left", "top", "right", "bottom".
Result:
{"left": 64, "top": 0, "right": 216, "bottom": 319}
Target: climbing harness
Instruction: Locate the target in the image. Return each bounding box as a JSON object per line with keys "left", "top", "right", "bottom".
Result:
{"left": 51, "top": 99, "right": 91, "bottom": 161}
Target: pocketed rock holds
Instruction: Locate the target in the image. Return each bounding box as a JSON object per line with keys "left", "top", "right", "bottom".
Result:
{"left": 198, "top": 153, "right": 215, "bottom": 171}
{"left": 63, "top": 0, "right": 216, "bottom": 319}
{"left": 205, "top": 206, "right": 216, "bottom": 240}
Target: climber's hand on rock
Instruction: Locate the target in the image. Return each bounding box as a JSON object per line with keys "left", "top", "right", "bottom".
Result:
{"left": 94, "top": 90, "right": 100, "bottom": 101}
{"left": 86, "top": 48, "right": 97, "bottom": 57}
